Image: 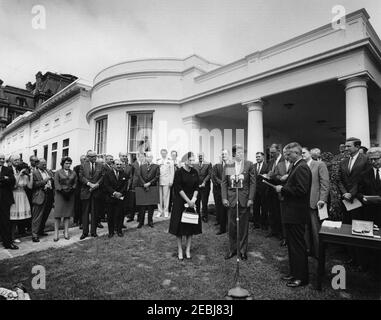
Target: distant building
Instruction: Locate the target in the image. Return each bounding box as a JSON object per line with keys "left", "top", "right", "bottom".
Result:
{"left": 0, "top": 71, "right": 77, "bottom": 132}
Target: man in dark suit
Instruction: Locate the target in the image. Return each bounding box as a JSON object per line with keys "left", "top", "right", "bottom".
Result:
{"left": 275, "top": 142, "right": 312, "bottom": 288}
{"left": 138, "top": 152, "right": 160, "bottom": 228}
{"left": 252, "top": 152, "right": 269, "bottom": 230}
{"left": 222, "top": 144, "right": 256, "bottom": 261}
{"left": 73, "top": 155, "right": 86, "bottom": 227}
{"left": 357, "top": 147, "right": 381, "bottom": 226}
{"left": 127, "top": 153, "right": 145, "bottom": 222}
{"left": 31, "top": 159, "right": 54, "bottom": 242}
{"left": 119, "top": 152, "right": 133, "bottom": 227}
{"left": 195, "top": 152, "right": 212, "bottom": 222}
{"left": 338, "top": 137, "right": 371, "bottom": 224}
{"left": 103, "top": 159, "right": 131, "bottom": 237}
{"left": 266, "top": 143, "right": 284, "bottom": 239}
{"left": 212, "top": 149, "right": 229, "bottom": 235}
{"left": 302, "top": 147, "right": 330, "bottom": 259}
{"left": 79, "top": 150, "right": 104, "bottom": 239}
{"left": 0, "top": 154, "right": 18, "bottom": 249}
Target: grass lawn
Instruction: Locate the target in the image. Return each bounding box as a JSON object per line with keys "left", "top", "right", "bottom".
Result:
{"left": 0, "top": 216, "right": 380, "bottom": 300}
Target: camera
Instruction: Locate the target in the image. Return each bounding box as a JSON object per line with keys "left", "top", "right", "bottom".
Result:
{"left": 16, "top": 162, "right": 31, "bottom": 175}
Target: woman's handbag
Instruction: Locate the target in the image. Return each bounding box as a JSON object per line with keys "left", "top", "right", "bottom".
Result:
{"left": 181, "top": 206, "right": 199, "bottom": 224}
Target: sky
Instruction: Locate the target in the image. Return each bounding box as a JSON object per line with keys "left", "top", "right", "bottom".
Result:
{"left": 1, "top": 0, "right": 380, "bottom": 88}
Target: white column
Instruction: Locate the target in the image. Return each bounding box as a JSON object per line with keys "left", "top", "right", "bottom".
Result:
{"left": 243, "top": 99, "right": 264, "bottom": 162}
{"left": 344, "top": 76, "right": 370, "bottom": 148}
{"left": 182, "top": 116, "right": 201, "bottom": 156}
{"left": 377, "top": 106, "right": 381, "bottom": 147}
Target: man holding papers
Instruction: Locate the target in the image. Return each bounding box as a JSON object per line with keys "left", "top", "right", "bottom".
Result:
{"left": 302, "top": 147, "right": 330, "bottom": 259}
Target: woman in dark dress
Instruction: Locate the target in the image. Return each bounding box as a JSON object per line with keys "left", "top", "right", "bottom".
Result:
{"left": 168, "top": 152, "right": 201, "bottom": 260}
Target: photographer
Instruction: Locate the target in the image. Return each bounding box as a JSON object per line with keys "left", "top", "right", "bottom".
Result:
{"left": 10, "top": 162, "right": 33, "bottom": 244}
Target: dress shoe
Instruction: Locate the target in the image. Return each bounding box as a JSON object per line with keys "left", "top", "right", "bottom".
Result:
{"left": 117, "top": 232, "right": 123, "bottom": 237}
{"left": 178, "top": 255, "right": 184, "bottom": 261}
{"left": 240, "top": 253, "right": 248, "bottom": 261}
{"left": 91, "top": 233, "right": 98, "bottom": 237}
{"left": 224, "top": 252, "right": 237, "bottom": 260}
{"left": 126, "top": 218, "right": 134, "bottom": 222}
{"left": 97, "top": 223, "right": 104, "bottom": 229}
{"left": 216, "top": 231, "right": 226, "bottom": 235}
{"left": 280, "top": 239, "right": 287, "bottom": 247}
{"left": 185, "top": 253, "right": 192, "bottom": 259}
{"left": 5, "top": 244, "right": 19, "bottom": 250}
{"left": 286, "top": 279, "right": 308, "bottom": 288}
{"left": 137, "top": 224, "right": 143, "bottom": 229}
{"left": 53, "top": 237, "right": 59, "bottom": 242}
{"left": 64, "top": 235, "right": 70, "bottom": 240}
{"left": 80, "top": 234, "right": 88, "bottom": 240}
{"left": 32, "top": 237, "right": 40, "bottom": 243}
{"left": 148, "top": 222, "right": 154, "bottom": 228}
{"left": 281, "top": 275, "right": 294, "bottom": 281}
{"left": 108, "top": 233, "right": 114, "bottom": 238}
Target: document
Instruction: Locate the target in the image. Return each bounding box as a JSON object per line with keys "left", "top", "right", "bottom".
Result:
{"left": 342, "top": 198, "right": 362, "bottom": 211}
{"left": 318, "top": 203, "right": 328, "bottom": 220}
{"left": 321, "top": 220, "right": 342, "bottom": 229}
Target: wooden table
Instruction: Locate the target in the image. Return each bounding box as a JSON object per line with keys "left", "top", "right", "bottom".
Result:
{"left": 317, "top": 224, "right": 381, "bottom": 290}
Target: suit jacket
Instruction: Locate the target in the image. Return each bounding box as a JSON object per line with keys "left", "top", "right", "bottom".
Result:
{"left": 268, "top": 155, "right": 285, "bottom": 176}
{"left": 139, "top": 163, "right": 160, "bottom": 186}
{"left": 131, "top": 161, "right": 144, "bottom": 189}
{"left": 253, "top": 161, "right": 269, "bottom": 194}
{"left": 32, "top": 169, "right": 54, "bottom": 205}
{"left": 54, "top": 169, "right": 77, "bottom": 192}
{"left": 221, "top": 160, "right": 256, "bottom": 208}
{"left": 338, "top": 153, "right": 371, "bottom": 198}
{"left": 211, "top": 162, "right": 228, "bottom": 191}
{"left": 269, "top": 159, "right": 291, "bottom": 185}
{"left": 123, "top": 163, "right": 133, "bottom": 190}
{"left": 357, "top": 167, "right": 381, "bottom": 225}
{"left": 103, "top": 169, "right": 130, "bottom": 204}
{"left": 79, "top": 161, "right": 104, "bottom": 200}
{"left": 0, "top": 166, "right": 15, "bottom": 208}
{"left": 194, "top": 162, "right": 212, "bottom": 187}
{"left": 280, "top": 159, "right": 312, "bottom": 224}
{"left": 308, "top": 160, "right": 330, "bottom": 209}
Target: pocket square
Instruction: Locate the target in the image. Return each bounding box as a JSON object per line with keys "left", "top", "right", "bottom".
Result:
{"left": 122, "top": 177, "right": 126, "bottom": 180}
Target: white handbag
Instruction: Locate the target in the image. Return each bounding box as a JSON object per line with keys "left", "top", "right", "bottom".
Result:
{"left": 181, "top": 207, "right": 199, "bottom": 224}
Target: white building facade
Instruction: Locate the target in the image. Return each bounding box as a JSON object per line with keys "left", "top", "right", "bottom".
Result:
{"left": 1, "top": 9, "right": 381, "bottom": 166}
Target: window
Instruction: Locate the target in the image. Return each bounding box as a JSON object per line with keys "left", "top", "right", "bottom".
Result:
{"left": 51, "top": 142, "right": 58, "bottom": 170}
{"left": 43, "top": 145, "right": 48, "bottom": 161}
{"left": 33, "top": 149, "right": 37, "bottom": 156}
{"left": 95, "top": 117, "right": 107, "bottom": 154}
{"left": 62, "top": 138, "right": 69, "bottom": 157}
{"left": 128, "top": 113, "right": 153, "bottom": 155}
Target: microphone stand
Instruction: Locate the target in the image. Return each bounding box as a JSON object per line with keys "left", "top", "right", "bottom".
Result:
{"left": 227, "top": 175, "right": 251, "bottom": 300}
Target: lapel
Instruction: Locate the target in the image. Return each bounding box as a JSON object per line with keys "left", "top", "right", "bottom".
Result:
{"left": 288, "top": 158, "right": 303, "bottom": 177}
{"left": 35, "top": 169, "right": 43, "bottom": 181}
{"left": 351, "top": 153, "right": 363, "bottom": 174}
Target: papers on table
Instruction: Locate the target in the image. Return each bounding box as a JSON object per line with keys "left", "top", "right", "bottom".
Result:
{"left": 321, "top": 220, "right": 342, "bottom": 229}
{"left": 342, "top": 198, "right": 362, "bottom": 211}
{"left": 318, "top": 204, "right": 329, "bottom": 220}
{"left": 351, "top": 220, "right": 374, "bottom": 237}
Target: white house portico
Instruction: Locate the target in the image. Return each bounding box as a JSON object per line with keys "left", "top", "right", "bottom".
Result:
{"left": 1, "top": 8, "right": 381, "bottom": 165}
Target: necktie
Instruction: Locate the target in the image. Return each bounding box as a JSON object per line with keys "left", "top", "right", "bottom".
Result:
{"left": 257, "top": 163, "right": 261, "bottom": 173}
{"left": 115, "top": 170, "right": 119, "bottom": 180}
{"left": 376, "top": 169, "right": 380, "bottom": 186}
{"left": 199, "top": 162, "right": 202, "bottom": 168}
{"left": 348, "top": 157, "right": 353, "bottom": 173}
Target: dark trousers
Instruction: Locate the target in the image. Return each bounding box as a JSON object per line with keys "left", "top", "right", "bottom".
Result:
{"left": 284, "top": 223, "right": 309, "bottom": 283}
{"left": 107, "top": 202, "right": 124, "bottom": 235}
{"left": 0, "top": 205, "right": 12, "bottom": 247}
{"left": 81, "top": 196, "right": 99, "bottom": 235}
{"left": 213, "top": 187, "right": 227, "bottom": 232}
{"left": 253, "top": 191, "right": 268, "bottom": 227}
{"left": 32, "top": 201, "right": 46, "bottom": 238}
{"left": 228, "top": 205, "right": 249, "bottom": 255}
{"left": 268, "top": 191, "right": 282, "bottom": 236}
{"left": 127, "top": 190, "right": 137, "bottom": 219}
{"left": 97, "top": 193, "right": 106, "bottom": 222}
{"left": 38, "top": 193, "right": 53, "bottom": 234}
{"left": 138, "top": 205, "right": 155, "bottom": 225}
{"left": 305, "top": 208, "right": 321, "bottom": 259}
{"left": 196, "top": 186, "right": 210, "bottom": 218}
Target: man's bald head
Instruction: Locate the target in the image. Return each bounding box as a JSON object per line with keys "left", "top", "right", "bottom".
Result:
{"left": 87, "top": 150, "right": 97, "bottom": 163}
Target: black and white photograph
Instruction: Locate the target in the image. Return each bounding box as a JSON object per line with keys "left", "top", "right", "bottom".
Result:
{"left": 0, "top": 0, "right": 380, "bottom": 304}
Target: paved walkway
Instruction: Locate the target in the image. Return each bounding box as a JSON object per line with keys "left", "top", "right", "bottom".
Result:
{"left": 0, "top": 214, "right": 170, "bottom": 261}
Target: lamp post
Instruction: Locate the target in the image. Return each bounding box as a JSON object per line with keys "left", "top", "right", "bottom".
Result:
{"left": 227, "top": 174, "right": 251, "bottom": 300}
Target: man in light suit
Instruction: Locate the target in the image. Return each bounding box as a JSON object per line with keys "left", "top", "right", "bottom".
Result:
{"left": 103, "top": 159, "right": 131, "bottom": 237}
{"left": 138, "top": 152, "right": 160, "bottom": 228}
{"left": 211, "top": 149, "right": 230, "bottom": 235}
{"left": 222, "top": 144, "right": 256, "bottom": 261}
{"left": 195, "top": 152, "right": 212, "bottom": 222}
{"left": 302, "top": 147, "right": 330, "bottom": 259}
{"left": 157, "top": 149, "right": 174, "bottom": 218}
{"left": 31, "top": 159, "right": 54, "bottom": 242}
{"left": 338, "top": 137, "right": 371, "bottom": 224}
{"left": 79, "top": 150, "right": 104, "bottom": 239}
{"left": 275, "top": 142, "right": 312, "bottom": 288}
{"left": 0, "top": 153, "right": 18, "bottom": 249}
{"left": 252, "top": 152, "right": 269, "bottom": 230}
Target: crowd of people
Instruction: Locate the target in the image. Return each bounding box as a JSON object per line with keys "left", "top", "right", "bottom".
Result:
{"left": 0, "top": 137, "right": 380, "bottom": 288}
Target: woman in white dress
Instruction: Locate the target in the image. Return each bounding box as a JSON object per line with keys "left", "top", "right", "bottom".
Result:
{"left": 10, "top": 162, "right": 33, "bottom": 243}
